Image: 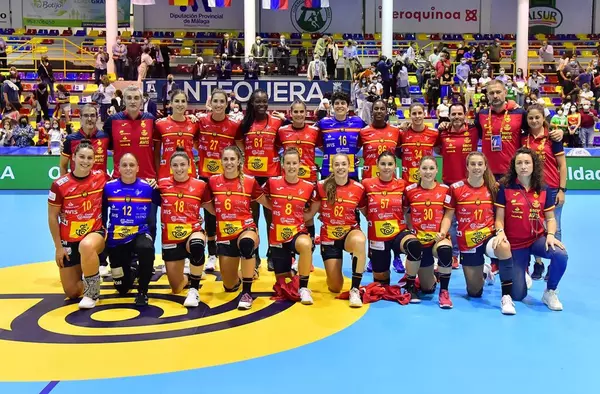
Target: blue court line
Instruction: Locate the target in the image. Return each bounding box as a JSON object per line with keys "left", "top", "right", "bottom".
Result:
{"left": 39, "top": 381, "right": 59, "bottom": 394}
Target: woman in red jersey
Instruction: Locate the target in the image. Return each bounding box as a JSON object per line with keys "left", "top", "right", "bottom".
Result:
{"left": 197, "top": 89, "right": 243, "bottom": 272}
{"left": 48, "top": 140, "right": 108, "bottom": 309}
{"left": 398, "top": 102, "right": 439, "bottom": 184}
{"left": 439, "top": 151, "right": 517, "bottom": 315}
{"left": 156, "top": 147, "right": 212, "bottom": 309}
{"left": 305, "top": 153, "right": 367, "bottom": 308}
{"left": 522, "top": 105, "right": 567, "bottom": 280}
{"left": 277, "top": 100, "right": 321, "bottom": 246}
{"left": 205, "top": 146, "right": 270, "bottom": 310}
{"left": 236, "top": 89, "right": 287, "bottom": 270}
{"left": 359, "top": 99, "right": 401, "bottom": 180}
{"left": 264, "top": 148, "right": 316, "bottom": 305}
{"left": 495, "top": 147, "right": 567, "bottom": 311}
{"left": 403, "top": 156, "right": 455, "bottom": 308}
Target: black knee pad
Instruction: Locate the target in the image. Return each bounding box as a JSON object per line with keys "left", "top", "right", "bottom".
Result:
{"left": 404, "top": 238, "right": 423, "bottom": 261}
{"left": 238, "top": 238, "right": 256, "bottom": 259}
{"left": 436, "top": 245, "right": 453, "bottom": 268}
{"left": 189, "top": 238, "right": 205, "bottom": 266}
{"left": 421, "top": 282, "right": 437, "bottom": 294}
{"left": 224, "top": 279, "right": 241, "bottom": 292}
{"left": 468, "top": 287, "right": 483, "bottom": 298}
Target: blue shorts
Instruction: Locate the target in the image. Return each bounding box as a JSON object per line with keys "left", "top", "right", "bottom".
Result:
{"left": 459, "top": 237, "right": 493, "bottom": 267}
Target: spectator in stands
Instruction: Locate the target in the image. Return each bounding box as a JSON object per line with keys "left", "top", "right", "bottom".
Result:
{"left": 0, "top": 118, "right": 14, "bottom": 146}
{"left": 307, "top": 54, "right": 327, "bottom": 81}
{"left": 476, "top": 54, "right": 492, "bottom": 76}
{"left": 55, "top": 84, "right": 71, "bottom": 124}
{"left": 561, "top": 56, "right": 584, "bottom": 79}
{"left": 250, "top": 36, "right": 267, "bottom": 63}
{"left": 464, "top": 75, "right": 478, "bottom": 109}
{"left": 98, "top": 75, "right": 116, "bottom": 122}
{"left": 593, "top": 69, "right": 600, "bottom": 111}
{"left": 161, "top": 74, "right": 176, "bottom": 115}
{"left": 440, "top": 67, "right": 453, "bottom": 99}
{"left": 405, "top": 42, "right": 417, "bottom": 71}
{"left": 95, "top": 48, "right": 109, "bottom": 85}
{"left": 343, "top": 40, "right": 358, "bottom": 80}
{"left": 314, "top": 35, "right": 329, "bottom": 58}
{"left": 527, "top": 70, "right": 545, "bottom": 96}
{"left": 244, "top": 55, "right": 259, "bottom": 80}
{"left": 113, "top": 89, "right": 123, "bottom": 112}
{"left": 324, "top": 37, "right": 339, "bottom": 80}
{"left": 297, "top": 47, "right": 308, "bottom": 69}
{"left": 218, "top": 33, "right": 236, "bottom": 59}
{"left": 216, "top": 54, "right": 232, "bottom": 80}
{"left": 495, "top": 67, "right": 509, "bottom": 84}
{"left": 551, "top": 107, "right": 568, "bottom": 137}
{"left": 47, "top": 119, "right": 65, "bottom": 155}
{"left": 127, "top": 37, "right": 142, "bottom": 81}
{"left": 137, "top": 47, "right": 154, "bottom": 82}
{"left": 560, "top": 72, "right": 579, "bottom": 103}
{"left": 0, "top": 38, "right": 6, "bottom": 70}
{"left": 514, "top": 68, "right": 526, "bottom": 106}
{"left": 538, "top": 40, "right": 556, "bottom": 72}
{"left": 456, "top": 57, "right": 471, "bottom": 97}
{"left": 436, "top": 96, "right": 450, "bottom": 123}
{"left": 3, "top": 71, "right": 21, "bottom": 113}
{"left": 579, "top": 101, "right": 598, "bottom": 147}
{"left": 354, "top": 76, "right": 368, "bottom": 121}
{"left": 112, "top": 38, "right": 127, "bottom": 80}
{"left": 37, "top": 56, "right": 55, "bottom": 99}
{"left": 455, "top": 41, "right": 469, "bottom": 63}
{"left": 566, "top": 103, "right": 581, "bottom": 147}
{"left": 33, "top": 82, "right": 50, "bottom": 122}
{"left": 276, "top": 35, "right": 291, "bottom": 76}
{"left": 228, "top": 100, "right": 244, "bottom": 122}
{"left": 396, "top": 60, "right": 410, "bottom": 100}
{"left": 160, "top": 44, "right": 172, "bottom": 77}
{"left": 36, "top": 119, "right": 50, "bottom": 147}
{"left": 428, "top": 47, "right": 440, "bottom": 68}
{"left": 425, "top": 73, "right": 440, "bottom": 115}
{"left": 506, "top": 78, "right": 518, "bottom": 104}
{"left": 486, "top": 38, "right": 502, "bottom": 73}
{"left": 152, "top": 44, "right": 165, "bottom": 78}
{"left": 415, "top": 49, "right": 428, "bottom": 88}
{"left": 191, "top": 57, "right": 207, "bottom": 81}
{"left": 580, "top": 83, "right": 594, "bottom": 102}
{"left": 12, "top": 115, "right": 35, "bottom": 147}
{"left": 386, "top": 96, "right": 398, "bottom": 124}
{"left": 142, "top": 92, "right": 157, "bottom": 118}
{"left": 435, "top": 52, "right": 450, "bottom": 78}
{"left": 576, "top": 66, "right": 593, "bottom": 88}
{"left": 377, "top": 56, "right": 392, "bottom": 99}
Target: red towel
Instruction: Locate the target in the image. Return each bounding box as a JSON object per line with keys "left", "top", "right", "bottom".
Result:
{"left": 271, "top": 276, "right": 301, "bottom": 302}
{"left": 337, "top": 282, "right": 411, "bottom": 305}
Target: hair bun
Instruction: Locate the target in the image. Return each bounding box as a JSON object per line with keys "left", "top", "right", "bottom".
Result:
{"left": 175, "top": 146, "right": 186, "bottom": 152}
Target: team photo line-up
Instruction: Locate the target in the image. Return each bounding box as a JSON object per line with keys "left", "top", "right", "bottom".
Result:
{"left": 47, "top": 78, "right": 568, "bottom": 316}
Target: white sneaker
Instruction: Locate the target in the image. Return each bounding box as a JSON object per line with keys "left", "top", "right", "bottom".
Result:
{"left": 526, "top": 270, "right": 533, "bottom": 290}
{"left": 79, "top": 296, "right": 97, "bottom": 309}
{"left": 291, "top": 258, "right": 298, "bottom": 273}
{"left": 184, "top": 258, "right": 190, "bottom": 275}
{"left": 349, "top": 287, "right": 363, "bottom": 308}
{"left": 237, "top": 292, "right": 253, "bottom": 310}
{"left": 299, "top": 287, "right": 313, "bottom": 305}
{"left": 183, "top": 287, "right": 199, "bottom": 307}
{"left": 205, "top": 255, "right": 217, "bottom": 272}
{"left": 542, "top": 289, "right": 563, "bottom": 311}
{"left": 99, "top": 265, "right": 110, "bottom": 277}
{"left": 501, "top": 294, "right": 516, "bottom": 315}
{"left": 484, "top": 263, "right": 495, "bottom": 286}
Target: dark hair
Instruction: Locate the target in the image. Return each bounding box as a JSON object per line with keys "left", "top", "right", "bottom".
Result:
{"left": 74, "top": 139, "right": 95, "bottom": 155}
{"left": 371, "top": 98, "right": 387, "bottom": 112}
{"left": 330, "top": 91, "right": 350, "bottom": 106}
{"left": 377, "top": 151, "right": 396, "bottom": 164}
{"left": 525, "top": 104, "right": 549, "bottom": 131}
{"left": 170, "top": 146, "right": 190, "bottom": 165}
{"left": 466, "top": 151, "right": 497, "bottom": 201}
{"left": 418, "top": 156, "right": 438, "bottom": 186}
{"left": 450, "top": 102, "right": 467, "bottom": 114}
{"left": 409, "top": 102, "right": 425, "bottom": 114}
{"left": 500, "top": 147, "right": 544, "bottom": 194}
{"left": 323, "top": 153, "right": 349, "bottom": 204}
{"left": 222, "top": 145, "right": 245, "bottom": 190}
{"left": 169, "top": 89, "right": 187, "bottom": 102}
{"left": 282, "top": 147, "right": 301, "bottom": 164}
{"left": 238, "top": 89, "right": 268, "bottom": 136}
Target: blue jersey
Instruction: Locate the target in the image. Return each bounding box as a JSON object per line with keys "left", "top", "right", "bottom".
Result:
{"left": 317, "top": 115, "right": 366, "bottom": 178}
{"left": 103, "top": 178, "right": 154, "bottom": 247}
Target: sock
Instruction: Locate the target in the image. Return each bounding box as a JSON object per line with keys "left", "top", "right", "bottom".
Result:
{"left": 190, "top": 274, "right": 201, "bottom": 290}
{"left": 501, "top": 280, "right": 512, "bottom": 296}
{"left": 439, "top": 273, "right": 451, "bottom": 291}
{"left": 299, "top": 275, "right": 310, "bottom": 289}
{"left": 207, "top": 240, "right": 217, "bottom": 256}
{"left": 351, "top": 272, "right": 363, "bottom": 289}
{"left": 83, "top": 272, "right": 100, "bottom": 300}
{"left": 375, "top": 277, "right": 390, "bottom": 285}
{"left": 242, "top": 277, "right": 253, "bottom": 293}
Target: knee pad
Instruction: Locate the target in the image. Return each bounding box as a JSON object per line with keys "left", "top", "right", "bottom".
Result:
{"left": 421, "top": 282, "right": 437, "bottom": 294}
{"left": 224, "top": 279, "right": 241, "bottom": 292}
{"left": 238, "top": 238, "right": 256, "bottom": 260}
{"left": 468, "top": 287, "right": 483, "bottom": 298}
{"left": 111, "top": 267, "right": 131, "bottom": 295}
{"left": 436, "top": 245, "right": 453, "bottom": 268}
{"left": 189, "top": 238, "right": 206, "bottom": 266}
{"left": 404, "top": 238, "right": 423, "bottom": 261}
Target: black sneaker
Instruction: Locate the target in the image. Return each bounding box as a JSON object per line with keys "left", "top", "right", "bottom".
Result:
{"left": 135, "top": 292, "right": 148, "bottom": 306}
{"left": 255, "top": 255, "right": 261, "bottom": 269}
{"left": 267, "top": 258, "right": 275, "bottom": 272}
{"left": 406, "top": 284, "right": 421, "bottom": 304}
{"left": 531, "top": 262, "right": 544, "bottom": 280}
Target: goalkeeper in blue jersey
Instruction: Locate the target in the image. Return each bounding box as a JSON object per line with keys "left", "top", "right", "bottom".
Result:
{"left": 103, "top": 153, "right": 156, "bottom": 306}
{"left": 316, "top": 91, "right": 367, "bottom": 180}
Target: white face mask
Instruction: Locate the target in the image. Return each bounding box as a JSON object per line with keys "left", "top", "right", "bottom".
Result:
{"left": 233, "top": 107, "right": 239, "bottom": 113}
{"left": 500, "top": 70, "right": 505, "bottom": 75}
{"left": 571, "top": 107, "right": 577, "bottom": 112}
{"left": 557, "top": 110, "right": 563, "bottom": 115}
{"left": 584, "top": 105, "right": 590, "bottom": 110}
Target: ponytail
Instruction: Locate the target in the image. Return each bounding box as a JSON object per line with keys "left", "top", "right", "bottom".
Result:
{"left": 170, "top": 146, "right": 191, "bottom": 165}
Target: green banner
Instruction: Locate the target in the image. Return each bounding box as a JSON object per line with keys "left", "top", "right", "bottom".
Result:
{"left": 1, "top": 156, "right": 600, "bottom": 190}
{"left": 23, "top": 0, "right": 130, "bottom": 28}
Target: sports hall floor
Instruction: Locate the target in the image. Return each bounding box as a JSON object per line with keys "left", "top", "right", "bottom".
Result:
{"left": 0, "top": 190, "right": 597, "bottom": 394}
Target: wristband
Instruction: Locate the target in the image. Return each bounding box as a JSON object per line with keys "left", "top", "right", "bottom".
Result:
{"left": 496, "top": 229, "right": 504, "bottom": 234}
{"left": 547, "top": 232, "right": 555, "bottom": 236}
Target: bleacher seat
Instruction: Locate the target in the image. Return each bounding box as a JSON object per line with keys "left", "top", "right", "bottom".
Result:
{"left": 409, "top": 86, "right": 421, "bottom": 94}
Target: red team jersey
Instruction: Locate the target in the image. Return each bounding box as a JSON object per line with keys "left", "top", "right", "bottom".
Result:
{"left": 48, "top": 170, "right": 108, "bottom": 243}
{"left": 207, "top": 174, "right": 264, "bottom": 241}
{"left": 359, "top": 125, "right": 401, "bottom": 179}
{"left": 314, "top": 180, "right": 365, "bottom": 243}
{"left": 444, "top": 180, "right": 495, "bottom": 251}
{"left": 242, "top": 115, "right": 283, "bottom": 177}
{"left": 61, "top": 129, "right": 110, "bottom": 173}
{"left": 399, "top": 127, "right": 439, "bottom": 184}
{"left": 404, "top": 182, "right": 449, "bottom": 246}
{"left": 197, "top": 114, "right": 241, "bottom": 178}
{"left": 437, "top": 126, "right": 480, "bottom": 185}
{"left": 154, "top": 116, "right": 200, "bottom": 179}
{"left": 362, "top": 177, "right": 407, "bottom": 243}
{"left": 521, "top": 131, "right": 564, "bottom": 189}
{"left": 277, "top": 124, "right": 321, "bottom": 182}
{"left": 264, "top": 176, "right": 315, "bottom": 245}
{"left": 108, "top": 113, "right": 157, "bottom": 179}
{"left": 158, "top": 177, "right": 209, "bottom": 245}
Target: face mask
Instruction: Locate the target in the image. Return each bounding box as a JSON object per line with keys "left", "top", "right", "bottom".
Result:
{"left": 507, "top": 82, "right": 512, "bottom": 87}
{"left": 197, "top": 58, "right": 202, "bottom": 63}
{"left": 584, "top": 88, "right": 589, "bottom": 92}
{"left": 233, "top": 107, "right": 239, "bottom": 113}
{"left": 571, "top": 61, "right": 576, "bottom": 66}
{"left": 500, "top": 70, "right": 505, "bottom": 75}
{"left": 361, "top": 79, "right": 366, "bottom": 84}
{"left": 482, "top": 73, "right": 488, "bottom": 77}
{"left": 496, "top": 42, "right": 500, "bottom": 46}
{"left": 461, "top": 60, "right": 466, "bottom": 64}
{"left": 256, "top": 40, "right": 261, "bottom": 44}
{"left": 314, "top": 57, "right": 320, "bottom": 62}
{"left": 532, "top": 74, "right": 537, "bottom": 77}
{"left": 249, "top": 57, "right": 254, "bottom": 62}
{"left": 116, "top": 40, "right": 121, "bottom": 44}
{"left": 558, "top": 110, "right": 563, "bottom": 115}
{"left": 471, "top": 78, "right": 477, "bottom": 85}
{"left": 584, "top": 105, "right": 590, "bottom": 110}
{"left": 44, "top": 124, "right": 50, "bottom": 129}
{"left": 482, "top": 57, "right": 487, "bottom": 61}
{"left": 517, "top": 71, "right": 522, "bottom": 75}
{"left": 377, "top": 79, "right": 382, "bottom": 83}
{"left": 526, "top": 99, "right": 531, "bottom": 104}
{"left": 571, "top": 107, "right": 577, "bottom": 112}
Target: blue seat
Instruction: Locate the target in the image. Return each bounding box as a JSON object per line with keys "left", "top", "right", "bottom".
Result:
{"left": 548, "top": 110, "right": 556, "bottom": 118}
{"left": 196, "top": 32, "right": 205, "bottom": 38}
{"left": 474, "top": 34, "right": 483, "bottom": 40}
{"left": 25, "top": 72, "right": 37, "bottom": 80}
{"left": 66, "top": 73, "right": 78, "bottom": 81}
{"left": 551, "top": 98, "right": 562, "bottom": 106}
{"left": 405, "top": 34, "right": 415, "bottom": 40}
{"left": 353, "top": 34, "right": 364, "bottom": 40}
{"left": 409, "top": 86, "right": 421, "bottom": 94}
{"left": 396, "top": 110, "right": 405, "bottom": 119}
{"left": 291, "top": 33, "right": 301, "bottom": 39}
{"left": 133, "top": 31, "right": 143, "bottom": 37}
{"left": 442, "top": 34, "right": 452, "bottom": 40}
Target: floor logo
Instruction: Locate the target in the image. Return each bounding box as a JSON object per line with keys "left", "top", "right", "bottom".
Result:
{"left": 0, "top": 261, "right": 366, "bottom": 381}
{"left": 290, "top": 0, "right": 332, "bottom": 33}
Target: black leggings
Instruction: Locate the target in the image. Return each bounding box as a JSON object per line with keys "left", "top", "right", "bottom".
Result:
{"left": 108, "top": 233, "right": 155, "bottom": 294}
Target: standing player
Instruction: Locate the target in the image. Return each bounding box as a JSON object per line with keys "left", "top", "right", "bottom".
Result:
{"left": 48, "top": 140, "right": 108, "bottom": 309}
{"left": 305, "top": 153, "right": 367, "bottom": 308}
{"left": 206, "top": 146, "right": 271, "bottom": 310}
{"left": 495, "top": 147, "right": 567, "bottom": 310}
{"left": 103, "top": 153, "right": 155, "bottom": 306}
{"left": 317, "top": 91, "right": 367, "bottom": 180}
{"left": 522, "top": 105, "right": 567, "bottom": 280}
{"left": 156, "top": 148, "right": 212, "bottom": 308}
{"left": 398, "top": 103, "right": 439, "bottom": 184}
{"left": 277, "top": 100, "right": 321, "bottom": 245}
{"left": 264, "top": 148, "right": 316, "bottom": 305}
{"left": 404, "top": 156, "right": 455, "bottom": 308}
{"left": 236, "top": 89, "right": 286, "bottom": 270}
{"left": 439, "top": 152, "right": 516, "bottom": 315}
{"left": 436, "top": 103, "right": 479, "bottom": 269}
{"left": 197, "top": 89, "right": 242, "bottom": 271}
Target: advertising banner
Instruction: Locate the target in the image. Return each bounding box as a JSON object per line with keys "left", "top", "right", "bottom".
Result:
{"left": 143, "top": 0, "right": 244, "bottom": 30}
{"left": 143, "top": 79, "right": 351, "bottom": 106}
{"left": 22, "top": 0, "right": 131, "bottom": 27}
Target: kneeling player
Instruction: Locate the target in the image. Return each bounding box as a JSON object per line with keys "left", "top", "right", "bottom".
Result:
{"left": 103, "top": 153, "right": 155, "bottom": 306}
